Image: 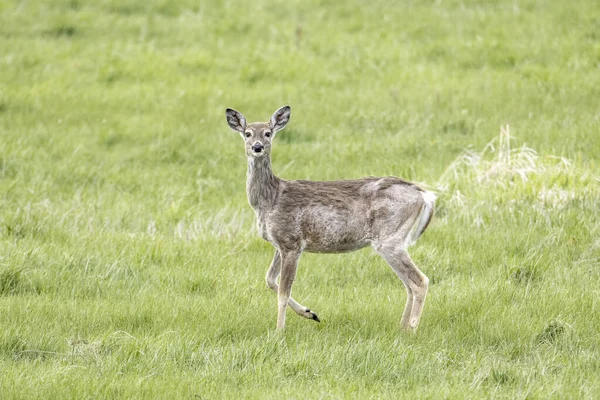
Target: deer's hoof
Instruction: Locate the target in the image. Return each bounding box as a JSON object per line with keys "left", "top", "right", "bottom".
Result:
{"left": 306, "top": 309, "right": 320, "bottom": 323}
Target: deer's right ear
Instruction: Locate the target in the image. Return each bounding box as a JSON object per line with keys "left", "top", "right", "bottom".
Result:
{"left": 225, "top": 108, "right": 246, "bottom": 134}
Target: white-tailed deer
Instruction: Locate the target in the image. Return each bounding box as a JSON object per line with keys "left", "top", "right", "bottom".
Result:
{"left": 225, "top": 106, "right": 435, "bottom": 331}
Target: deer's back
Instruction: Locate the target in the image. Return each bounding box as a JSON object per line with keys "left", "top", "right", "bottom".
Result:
{"left": 265, "top": 177, "right": 425, "bottom": 253}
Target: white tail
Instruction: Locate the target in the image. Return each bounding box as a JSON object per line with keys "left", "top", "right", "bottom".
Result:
{"left": 409, "top": 191, "right": 437, "bottom": 247}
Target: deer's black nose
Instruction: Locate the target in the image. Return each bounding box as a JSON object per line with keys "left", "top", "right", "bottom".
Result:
{"left": 252, "top": 143, "right": 264, "bottom": 153}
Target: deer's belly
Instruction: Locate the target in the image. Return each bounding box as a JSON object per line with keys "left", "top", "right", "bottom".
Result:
{"left": 303, "top": 238, "right": 370, "bottom": 253}
{"left": 301, "top": 212, "right": 371, "bottom": 253}
{"left": 262, "top": 206, "right": 371, "bottom": 252}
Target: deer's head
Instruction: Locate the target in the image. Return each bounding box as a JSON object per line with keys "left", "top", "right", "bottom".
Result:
{"left": 225, "top": 106, "right": 291, "bottom": 158}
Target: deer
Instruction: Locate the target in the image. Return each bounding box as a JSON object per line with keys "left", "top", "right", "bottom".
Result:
{"left": 225, "top": 106, "right": 436, "bottom": 331}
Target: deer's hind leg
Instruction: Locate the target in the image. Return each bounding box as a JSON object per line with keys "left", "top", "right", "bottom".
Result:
{"left": 374, "top": 241, "right": 429, "bottom": 330}
{"left": 399, "top": 280, "right": 414, "bottom": 328}
{"left": 266, "top": 250, "right": 320, "bottom": 326}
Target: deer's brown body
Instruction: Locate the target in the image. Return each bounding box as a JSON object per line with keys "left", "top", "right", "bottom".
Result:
{"left": 226, "top": 106, "right": 435, "bottom": 330}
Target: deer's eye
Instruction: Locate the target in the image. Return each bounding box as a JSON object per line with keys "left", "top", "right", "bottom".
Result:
{"left": 265, "top": 131, "right": 271, "bottom": 138}
{"left": 245, "top": 132, "right": 251, "bottom": 138}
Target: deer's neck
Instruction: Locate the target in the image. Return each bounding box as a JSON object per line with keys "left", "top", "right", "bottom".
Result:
{"left": 247, "top": 156, "right": 279, "bottom": 210}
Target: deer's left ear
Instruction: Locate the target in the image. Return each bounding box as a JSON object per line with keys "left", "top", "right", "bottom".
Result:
{"left": 269, "top": 105, "right": 291, "bottom": 134}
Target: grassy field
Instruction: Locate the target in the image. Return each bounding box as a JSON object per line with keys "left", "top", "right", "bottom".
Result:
{"left": 1, "top": 0, "right": 600, "bottom": 398}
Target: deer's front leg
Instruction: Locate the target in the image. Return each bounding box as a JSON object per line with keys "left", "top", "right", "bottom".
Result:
{"left": 277, "top": 249, "right": 301, "bottom": 330}
{"left": 266, "top": 250, "right": 320, "bottom": 324}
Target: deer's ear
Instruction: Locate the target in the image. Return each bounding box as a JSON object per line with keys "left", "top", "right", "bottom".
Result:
{"left": 269, "top": 105, "right": 291, "bottom": 133}
{"left": 225, "top": 108, "right": 246, "bottom": 133}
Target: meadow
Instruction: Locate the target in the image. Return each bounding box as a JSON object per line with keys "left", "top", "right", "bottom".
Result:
{"left": 1, "top": 0, "right": 599, "bottom": 398}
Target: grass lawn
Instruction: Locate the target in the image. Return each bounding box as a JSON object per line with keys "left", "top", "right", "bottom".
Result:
{"left": 1, "top": 0, "right": 599, "bottom": 398}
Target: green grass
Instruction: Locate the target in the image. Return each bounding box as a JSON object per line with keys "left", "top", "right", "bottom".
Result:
{"left": 1, "top": 0, "right": 600, "bottom": 398}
